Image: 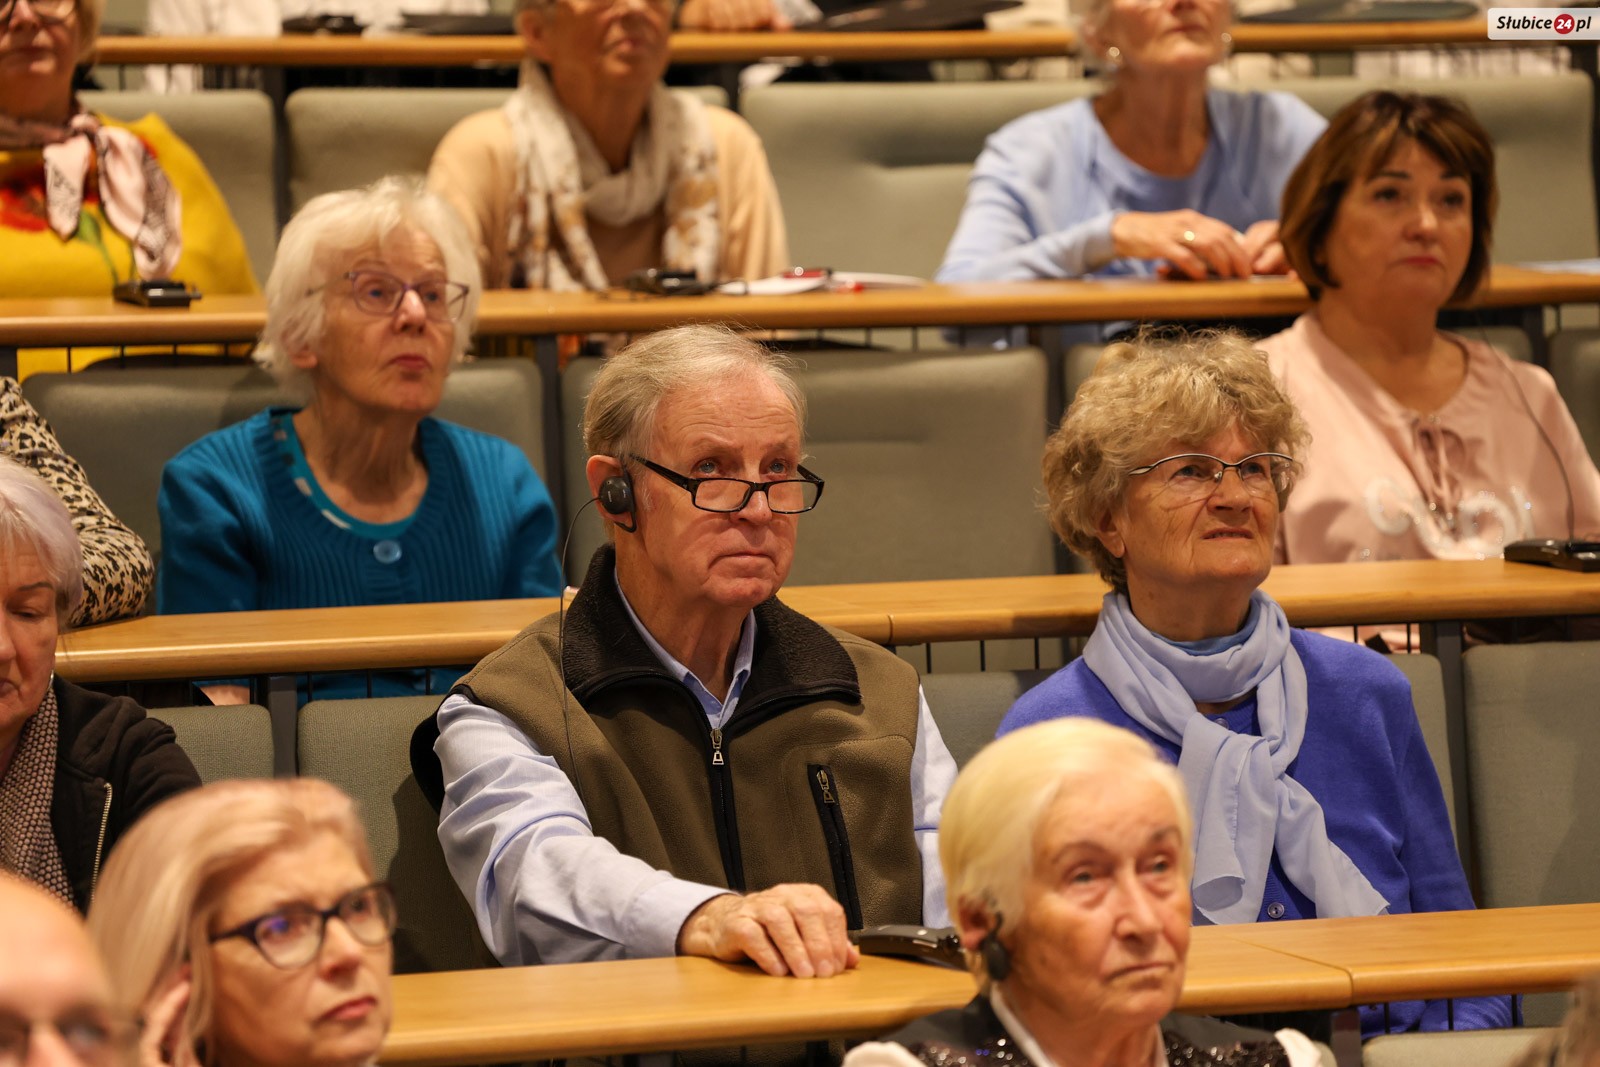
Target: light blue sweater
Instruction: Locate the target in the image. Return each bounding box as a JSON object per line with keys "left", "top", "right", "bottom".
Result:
{"left": 157, "top": 409, "right": 562, "bottom": 698}
{"left": 1001, "top": 629, "right": 1513, "bottom": 1037}
{"left": 937, "top": 88, "right": 1327, "bottom": 345}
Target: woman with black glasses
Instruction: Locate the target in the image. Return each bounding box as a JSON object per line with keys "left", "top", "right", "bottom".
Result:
{"left": 89, "top": 779, "right": 396, "bottom": 1067}
{"left": 156, "top": 177, "right": 562, "bottom": 703}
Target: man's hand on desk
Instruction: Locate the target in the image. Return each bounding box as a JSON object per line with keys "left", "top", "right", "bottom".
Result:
{"left": 676, "top": 0, "right": 793, "bottom": 31}
{"left": 677, "top": 884, "right": 859, "bottom": 977}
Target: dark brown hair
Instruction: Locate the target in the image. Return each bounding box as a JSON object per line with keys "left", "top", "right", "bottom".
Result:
{"left": 1279, "top": 91, "right": 1497, "bottom": 304}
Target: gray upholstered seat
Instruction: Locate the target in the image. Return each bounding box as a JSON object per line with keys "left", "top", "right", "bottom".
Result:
{"left": 147, "top": 704, "right": 275, "bottom": 783}
{"left": 1362, "top": 1028, "right": 1553, "bottom": 1067}
{"left": 920, "top": 669, "right": 1053, "bottom": 768}
{"left": 743, "top": 81, "right": 1088, "bottom": 279}
{"left": 559, "top": 348, "right": 1056, "bottom": 586}
{"left": 298, "top": 696, "right": 494, "bottom": 974}
{"left": 743, "top": 73, "right": 1594, "bottom": 284}
{"left": 286, "top": 85, "right": 728, "bottom": 213}
{"left": 1385, "top": 652, "right": 1456, "bottom": 837}
{"left": 1547, "top": 328, "right": 1600, "bottom": 464}
{"left": 1463, "top": 640, "right": 1600, "bottom": 1025}
{"left": 81, "top": 90, "right": 279, "bottom": 285}
{"left": 1464, "top": 641, "right": 1600, "bottom": 909}
{"left": 23, "top": 359, "right": 546, "bottom": 561}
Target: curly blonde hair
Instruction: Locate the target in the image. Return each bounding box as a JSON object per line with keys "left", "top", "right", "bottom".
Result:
{"left": 1043, "top": 329, "right": 1307, "bottom": 594}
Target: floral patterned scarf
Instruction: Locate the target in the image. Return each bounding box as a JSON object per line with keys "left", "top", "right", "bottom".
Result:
{"left": 0, "top": 107, "right": 182, "bottom": 280}
{"left": 502, "top": 60, "right": 719, "bottom": 291}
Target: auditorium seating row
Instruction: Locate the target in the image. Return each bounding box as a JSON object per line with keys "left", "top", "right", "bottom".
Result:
{"left": 27, "top": 335, "right": 1600, "bottom": 588}
{"left": 150, "top": 641, "right": 1599, "bottom": 1042}
{"left": 83, "top": 70, "right": 1597, "bottom": 288}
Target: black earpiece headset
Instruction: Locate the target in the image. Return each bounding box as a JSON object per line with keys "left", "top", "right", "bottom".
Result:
{"left": 598, "top": 466, "right": 637, "bottom": 534}
{"left": 980, "top": 909, "right": 1011, "bottom": 982}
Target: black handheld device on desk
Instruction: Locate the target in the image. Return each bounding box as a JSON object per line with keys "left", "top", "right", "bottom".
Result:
{"left": 1504, "top": 539, "right": 1600, "bottom": 573}
{"left": 851, "top": 925, "right": 966, "bottom": 969}
{"left": 112, "top": 279, "right": 201, "bottom": 308}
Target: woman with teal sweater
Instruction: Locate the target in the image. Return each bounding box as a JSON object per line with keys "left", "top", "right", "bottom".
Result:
{"left": 157, "top": 177, "right": 561, "bottom": 702}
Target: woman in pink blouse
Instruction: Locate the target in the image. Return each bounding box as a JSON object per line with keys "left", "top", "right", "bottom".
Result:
{"left": 1258, "top": 91, "right": 1600, "bottom": 568}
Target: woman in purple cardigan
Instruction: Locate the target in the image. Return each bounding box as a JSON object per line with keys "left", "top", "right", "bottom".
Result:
{"left": 998, "top": 329, "right": 1510, "bottom": 1038}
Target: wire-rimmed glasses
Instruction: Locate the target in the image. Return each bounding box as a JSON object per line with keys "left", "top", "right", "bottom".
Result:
{"left": 1127, "top": 452, "right": 1295, "bottom": 503}
{"left": 630, "top": 455, "right": 824, "bottom": 514}
{"left": 0, "top": 0, "right": 74, "bottom": 23}
{"left": 209, "top": 883, "right": 397, "bottom": 970}
{"left": 312, "top": 270, "right": 470, "bottom": 323}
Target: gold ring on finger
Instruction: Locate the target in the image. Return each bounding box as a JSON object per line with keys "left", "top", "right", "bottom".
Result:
{"left": 1182, "top": 230, "right": 1197, "bottom": 244}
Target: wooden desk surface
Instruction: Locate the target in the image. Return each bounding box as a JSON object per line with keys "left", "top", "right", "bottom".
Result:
{"left": 94, "top": 20, "right": 1494, "bottom": 68}
{"left": 380, "top": 937, "right": 1349, "bottom": 1066}
{"left": 1218, "top": 903, "right": 1600, "bottom": 1001}
{"left": 54, "top": 560, "right": 1600, "bottom": 682}
{"left": 864, "top": 559, "right": 1600, "bottom": 644}
{"left": 2, "top": 267, "right": 1593, "bottom": 348}
{"left": 383, "top": 956, "right": 975, "bottom": 1065}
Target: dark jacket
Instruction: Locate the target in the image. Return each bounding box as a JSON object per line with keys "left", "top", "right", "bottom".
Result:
{"left": 49, "top": 677, "right": 201, "bottom": 912}
{"left": 414, "top": 543, "right": 926, "bottom": 931}
{"left": 888, "top": 997, "right": 1290, "bottom": 1067}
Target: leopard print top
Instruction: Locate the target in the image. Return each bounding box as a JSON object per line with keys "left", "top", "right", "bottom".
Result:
{"left": 1, "top": 377, "right": 152, "bottom": 625}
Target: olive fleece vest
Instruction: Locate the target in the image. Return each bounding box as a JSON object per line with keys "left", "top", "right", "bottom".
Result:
{"left": 453, "top": 546, "right": 924, "bottom": 929}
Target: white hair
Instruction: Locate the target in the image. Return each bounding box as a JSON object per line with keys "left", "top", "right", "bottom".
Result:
{"left": 0, "top": 457, "right": 83, "bottom": 625}
{"left": 583, "top": 325, "right": 807, "bottom": 462}
{"left": 940, "top": 718, "right": 1192, "bottom": 986}
{"left": 253, "top": 176, "right": 482, "bottom": 404}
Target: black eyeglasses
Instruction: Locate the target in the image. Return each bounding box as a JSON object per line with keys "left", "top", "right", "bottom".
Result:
{"left": 630, "top": 455, "right": 824, "bottom": 514}
{"left": 0, "top": 0, "right": 74, "bottom": 23}
{"left": 1127, "top": 452, "right": 1295, "bottom": 503}
{"left": 0, "top": 1008, "right": 135, "bottom": 1067}
{"left": 309, "top": 270, "right": 470, "bottom": 323}
{"left": 209, "top": 883, "right": 397, "bottom": 970}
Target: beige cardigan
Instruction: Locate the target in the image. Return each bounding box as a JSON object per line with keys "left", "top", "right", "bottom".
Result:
{"left": 428, "top": 103, "right": 790, "bottom": 289}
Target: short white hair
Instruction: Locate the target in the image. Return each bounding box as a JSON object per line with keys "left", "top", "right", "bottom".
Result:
{"left": 253, "top": 176, "right": 482, "bottom": 404}
{"left": 941, "top": 718, "right": 1192, "bottom": 985}
{"left": 0, "top": 457, "right": 83, "bottom": 625}
{"left": 583, "top": 325, "right": 807, "bottom": 462}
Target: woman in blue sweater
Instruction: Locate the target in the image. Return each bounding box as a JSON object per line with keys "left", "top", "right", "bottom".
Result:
{"left": 999, "top": 330, "right": 1510, "bottom": 1038}
{"left": 157, "top": 177, "right": 562, "bottom": 701}
{"left": 936, "top": 0, "right": 1324, "bottom": 346}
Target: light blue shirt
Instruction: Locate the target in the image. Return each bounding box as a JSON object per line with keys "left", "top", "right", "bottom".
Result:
{"left": 434, "top": 583, "right": 957, "bottom": 966}
{"left": 935, "top": 88, "right": 1327, "bottom": 346}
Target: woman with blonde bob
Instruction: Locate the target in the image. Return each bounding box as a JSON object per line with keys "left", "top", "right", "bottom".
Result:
{"left": 156, "top": 177, "right": 561, "bottom": 701}
{"left": 999, "top": 330, "right": 1509, "bottom": 1038}
{"left": 89, "top": 778, "right": 395, "bottom": 1067}
{"left": 847, "top": 718, "right": 1319, "bottom": 1067}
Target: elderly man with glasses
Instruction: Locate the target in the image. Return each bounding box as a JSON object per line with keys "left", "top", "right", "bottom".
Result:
{"left": 416, "top": 325, "right": 957, "bottom": 977}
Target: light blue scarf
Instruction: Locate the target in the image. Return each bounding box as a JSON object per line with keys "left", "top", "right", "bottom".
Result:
{"left": 1082, "top": 589, "right": 1390, "bottom": 925}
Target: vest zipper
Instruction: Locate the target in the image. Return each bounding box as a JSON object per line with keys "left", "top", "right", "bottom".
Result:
{"left": 90, "top": 781, "right": 113, "bottom": 901}
{"left": 806, "top": 763, "right": 863, "bottom": 930}
{"left": 699, "top": 721, "right": 745, "bottom": 891}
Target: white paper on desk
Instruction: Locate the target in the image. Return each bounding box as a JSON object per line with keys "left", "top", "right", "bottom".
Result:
{"left": 1516, "top": 259, "right": 1600, "bottom": 274}
{"left": 719, "top": 271, "right": 927, "bottom": 296}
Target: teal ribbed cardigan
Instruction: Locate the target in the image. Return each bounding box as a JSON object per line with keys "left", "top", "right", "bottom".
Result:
{"left": 157, "top": 409, "right": 562, "bottom": 698}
